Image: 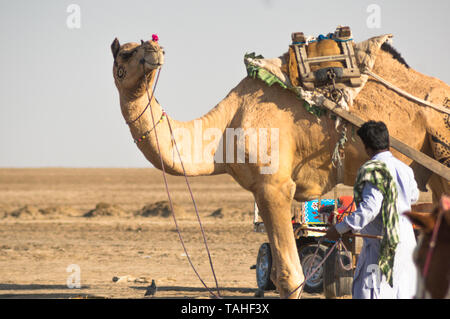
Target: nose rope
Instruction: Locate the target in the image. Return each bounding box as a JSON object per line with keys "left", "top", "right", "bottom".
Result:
{"left": 125, "top": 69, "right": 161, "bottom": 125}
{"left": 164, "top": 116, "right": 222, "bottom": 298}
{"left": 138, "top": 43, "right": 222, "bottom": 299}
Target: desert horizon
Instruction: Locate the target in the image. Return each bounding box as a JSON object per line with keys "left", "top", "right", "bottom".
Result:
{"left": 0, "top": 168, "right": 433, "bottom": 298}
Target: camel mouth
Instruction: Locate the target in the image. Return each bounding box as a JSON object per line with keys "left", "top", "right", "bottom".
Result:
{"left": 141, "top": 60, "right": 162, "bottom": 68}
{"left": 136, "top": 39, "right": 165, "bottom": 71}
{"left": 140, "top": 48, "right": 164, "bottom": 71}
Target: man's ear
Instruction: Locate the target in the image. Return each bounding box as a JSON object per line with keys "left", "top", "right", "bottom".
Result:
{"left": 111, "top": 38, "right": 120, "bottom": 60}
{"left": 404, "top": 211, "right": 436, "bottom": 233}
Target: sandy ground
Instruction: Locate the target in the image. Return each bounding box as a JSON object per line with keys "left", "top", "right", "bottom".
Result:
{"left": 0, "top": 168, "right": 432, "bottom": 299}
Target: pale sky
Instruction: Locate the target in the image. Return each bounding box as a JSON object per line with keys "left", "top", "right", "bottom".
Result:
{"left": 0, "top": 0, "right": 448, "bottom": 167}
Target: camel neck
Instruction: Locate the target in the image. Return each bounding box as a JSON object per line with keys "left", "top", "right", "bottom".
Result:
{"left": 120, "top": 70, "right": 159, "bottom": 123}
{"left": 121, "top": 93, "right": 161, "bottom": 125}
{"left": 116, "top": 74, "right": 265, "bottom": 177}
{"left": 118, "top": 82, "right": 240, "bottom": 176}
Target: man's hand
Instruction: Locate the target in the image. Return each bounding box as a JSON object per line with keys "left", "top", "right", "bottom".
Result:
{"left": 324, "top": 225, "right": 341, "bottom": 241}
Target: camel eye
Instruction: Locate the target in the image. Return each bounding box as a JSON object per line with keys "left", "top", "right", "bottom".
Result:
{"left": 120, "top": 49, "right": 136, "bottom": 61}
{"left": 117, "top": 66, "right": 126, "bottom": 79}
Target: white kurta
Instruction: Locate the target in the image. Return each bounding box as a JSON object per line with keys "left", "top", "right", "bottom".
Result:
{"left": 335, "top": 151, "right": 419, "bottom": 299}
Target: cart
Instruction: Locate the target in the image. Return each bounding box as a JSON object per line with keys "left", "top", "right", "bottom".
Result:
{"left": 253, "top": 196, "right": 361, "bottom": 298}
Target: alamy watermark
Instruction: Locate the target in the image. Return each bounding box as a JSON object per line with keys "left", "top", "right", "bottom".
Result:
{"left": 170, "top": 120, "right": 279, "bottom": 174}
{"left": 366, "top": 4, "right": 381, "bottom": 29}
{"left": 66, "top": 4, "right": 81, "bottom": 29}
{"left": 66, "top": 264, "right": 81, "bottom": 288}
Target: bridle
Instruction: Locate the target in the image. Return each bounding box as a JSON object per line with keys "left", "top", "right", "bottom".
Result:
{"left": 125, "top": 41, "right": 163, "bottom": 126}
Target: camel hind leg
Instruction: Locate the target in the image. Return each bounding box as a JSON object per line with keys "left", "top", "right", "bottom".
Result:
{"left": 253, "top": 178, "right": 304, "bottom": 298}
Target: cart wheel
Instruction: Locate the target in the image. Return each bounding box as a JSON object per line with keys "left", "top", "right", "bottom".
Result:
{"left": 256, "top": 243, "right": 276, "bottom": 291}
{"left": 323, "top": 245, "right": 353, "bottom": 298}
{"left": 298, "top": 244, "right": 327, "bottom": 293}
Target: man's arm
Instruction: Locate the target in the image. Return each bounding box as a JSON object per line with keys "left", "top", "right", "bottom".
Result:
{"left": 335, "top": 182, "right": 384, "bottom": 235}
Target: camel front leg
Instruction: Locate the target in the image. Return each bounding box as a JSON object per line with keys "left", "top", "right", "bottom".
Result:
{"left": 254, "top": 180, "right": 304, "bottom": 299}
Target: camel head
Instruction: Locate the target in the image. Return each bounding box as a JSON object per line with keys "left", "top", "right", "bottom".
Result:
{"left": 404, "top": 195, "right": 450, "bottom": 298}
{"left": 111, "top": 36, "right": 164, "bottom": 96}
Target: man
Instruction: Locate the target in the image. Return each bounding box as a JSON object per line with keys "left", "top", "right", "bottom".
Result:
{"left": 325, "top": 121, "right": 419, "bottom": 299}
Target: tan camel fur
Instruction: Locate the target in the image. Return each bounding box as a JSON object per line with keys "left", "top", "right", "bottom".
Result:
{"left": 111, "top": 36, "right": 449, "bottom": 298}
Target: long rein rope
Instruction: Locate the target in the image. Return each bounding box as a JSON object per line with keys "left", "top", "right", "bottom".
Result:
{"left": 286, "top": 238, "right": 343, "bottom": 298}
{"left": 135, "top": 62, "right": 221, "bottom": 298}
{"left": 133, "top": 57, "right": 342, "bottom": 300}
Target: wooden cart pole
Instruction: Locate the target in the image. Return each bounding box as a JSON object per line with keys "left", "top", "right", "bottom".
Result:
{"left": 322, "top": 98, "right": 450, "bottom": 181}
{"left": 301, "top": 227, "right": 382, "bottom": 240}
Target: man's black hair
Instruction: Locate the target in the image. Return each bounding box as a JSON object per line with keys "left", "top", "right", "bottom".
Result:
{"left": 357, "top": 121, "right": 390, "bottom": 151}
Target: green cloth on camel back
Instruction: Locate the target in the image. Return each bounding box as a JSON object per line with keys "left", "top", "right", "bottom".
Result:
{"left": 353, "top": 159, "right": 399, "bottom": 287}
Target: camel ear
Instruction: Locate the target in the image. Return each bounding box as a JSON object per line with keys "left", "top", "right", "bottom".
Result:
{"left": 404, "top": 211, "right": 436, "bottom": 233}
{"left": 111, "top": 38, "right": 120, "bottom": 59}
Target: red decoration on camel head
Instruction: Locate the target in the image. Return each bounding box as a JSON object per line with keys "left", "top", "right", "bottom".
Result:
{"left": 152, "top": 34, "right": 159, "bottom": 42}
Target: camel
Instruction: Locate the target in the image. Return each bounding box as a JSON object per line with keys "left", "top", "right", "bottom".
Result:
{"left": 405, "top": 195, "right": 450, "bottom": 298}
{"left": 110, "top": 34, "right": 450, "bottom": 298}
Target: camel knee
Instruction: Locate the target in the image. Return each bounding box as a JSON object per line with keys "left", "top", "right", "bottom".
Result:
{"left": 274, "top": 268, "right": 304, "bottom": 299}
{"left": 254, "top": 179, "right": 295, "bottom": 208}
{"left": 268, "top": 243, "right": 304, "bottom": 298}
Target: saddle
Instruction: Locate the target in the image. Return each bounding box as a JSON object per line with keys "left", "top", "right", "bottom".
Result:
{"left": 288, "top": 26, "right": 362, "bottom": 90}
{"left": 244, "top": 30, "right": 393, "bottom": 113}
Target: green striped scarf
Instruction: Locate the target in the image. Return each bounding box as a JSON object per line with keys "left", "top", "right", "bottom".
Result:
{"left": 353, "top": 160, "right": 399, "bottom": 287}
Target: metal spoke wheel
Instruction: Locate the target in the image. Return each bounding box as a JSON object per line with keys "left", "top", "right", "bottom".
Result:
{"left": 256, "top": 243, "right": 276, "bottom": 291}
{"left": 298, "top": 244, "right": 327, "bottom": 293}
